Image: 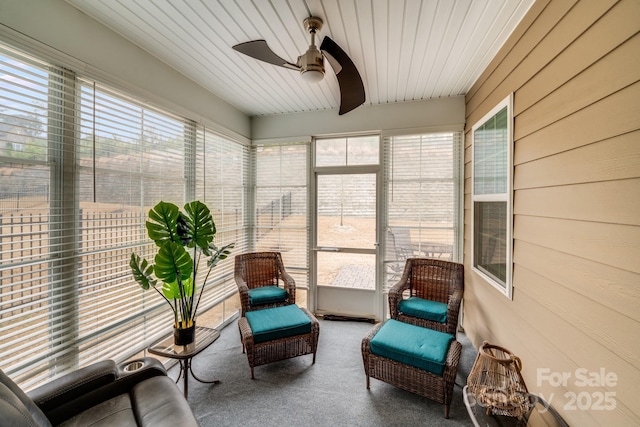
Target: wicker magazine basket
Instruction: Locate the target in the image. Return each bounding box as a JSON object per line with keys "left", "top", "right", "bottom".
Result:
{"left": 467, "top": 342, "right": 535, "bottom": 418}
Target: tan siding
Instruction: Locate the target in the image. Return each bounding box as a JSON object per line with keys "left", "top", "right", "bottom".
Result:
{"left": 466, "top": 0, "right": 575, "bottom": 117}
{"left": 514, "top": 131, "right": 640, "bottom": 188}
{"left": 515, "top": 215, "right": 639, "bottom": 274}
{"left": 515, "top": 240, "right": 640, "bottom": 325}
{"left": 463, "top": 0, "right": 640, "bottom": 425}
{"left": 514, "top": 179, "right": 640, "bottom": 225}
{"left": 516, "top": 34, "right": 640, "bottom": 139}
{"left": 516, "top": 3, "right": 640, "bottom": 115}
{"left": 515, "top": 81, "right": 640, "bottom": 164}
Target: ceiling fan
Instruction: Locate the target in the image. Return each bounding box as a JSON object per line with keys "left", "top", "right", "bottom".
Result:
{"left": 232, "top": 16, "right": 365, "bottom": 115}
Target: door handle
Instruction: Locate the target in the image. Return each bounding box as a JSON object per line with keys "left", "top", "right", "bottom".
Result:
{"left": 316, "top": 247, "right": 340, "bottom": 252}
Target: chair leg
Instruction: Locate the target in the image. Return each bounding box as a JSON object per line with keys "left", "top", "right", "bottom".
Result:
{"left": 444, "top": 404, "right": 450, "bottom": 419}
{"left": 366, "top": 374, "right": 370, "bottom": 389}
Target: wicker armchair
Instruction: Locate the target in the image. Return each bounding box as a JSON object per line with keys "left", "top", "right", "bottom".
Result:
{"left": 234, "top": 252, "right": 296, "bottom": 316}
{"left": 388, "top": 258, "right": 464, "bottom": 335}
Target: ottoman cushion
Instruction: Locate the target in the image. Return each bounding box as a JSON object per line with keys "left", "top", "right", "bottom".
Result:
{"left": 248, "top": 286, "right": 289, "bottom": 306}
{"left": 369, "top": 319, "right": 454, "bottom": 376}
{"left": 245, "top": 305, "right": 312, "bottom": 344}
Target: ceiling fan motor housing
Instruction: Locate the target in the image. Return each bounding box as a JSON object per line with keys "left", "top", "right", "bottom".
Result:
{"left": 299, "top": 16, "right": 325, "bottom": 82}
{"left": 299, "top": 47, "right": 325, "bottom": 81}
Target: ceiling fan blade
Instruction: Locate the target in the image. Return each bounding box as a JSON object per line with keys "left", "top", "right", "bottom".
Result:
{"left": 232, "top": 40, "right": 300, "bottom": 71}
{"left": 320, "top": 36, "right": 365, "bottom": 115}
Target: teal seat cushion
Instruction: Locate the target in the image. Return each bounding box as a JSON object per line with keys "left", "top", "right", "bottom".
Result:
{"left": 245, "top": 305, "right": 312, "bottom": 344}
{"left": 248, "top": 285, "right": 288, "bottom": 306}
{"left": 369, "top": 319, "right": 454, "bottom": 376}
{"left": 398, "top": 297, "right": 448, "bottom": 323}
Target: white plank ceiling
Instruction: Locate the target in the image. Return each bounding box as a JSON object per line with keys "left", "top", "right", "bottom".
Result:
{"left": 65, "top": 0, "right": 534, "bottom": 117}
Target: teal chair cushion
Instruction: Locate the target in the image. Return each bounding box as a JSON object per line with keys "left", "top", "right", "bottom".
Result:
{"left": 398, "top": 296, "right": 448, "bottom": 323}
{"left": 369, "top": 319, "right": 454, "bottom": 376}
{"left": 245, "top": 305, "right": 311, "bottom": 344}
{"left": 248, "top": 285, "right": 288, "bottom": 306}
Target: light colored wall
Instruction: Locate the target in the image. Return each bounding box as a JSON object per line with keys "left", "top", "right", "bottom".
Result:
{"left": 463, "top": 0, "right": 640, "bottom": 425}
{"left": 252, "top": 96, "right": 465, "bottom": 140}
{"left": 0, "top": 0, "right": 250, "bottom": 141}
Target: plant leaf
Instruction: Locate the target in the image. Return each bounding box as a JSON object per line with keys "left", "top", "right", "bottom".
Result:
{"left": 154, "top": 241, "right": 193, "bottom": 284}
{"left": 207, "top": 242, "right": 235, "bottom": 268}
{"left": 161, "top": 279, "right": 180, "bottom": 300}
{"left": 146, "top": 201, "right": 180, "bottom": 246}
{"left": 182, "top": 201, "right": 215, "bottom": 250}
{"left": 129, "top": 253, "right": 157, "bottom": 290}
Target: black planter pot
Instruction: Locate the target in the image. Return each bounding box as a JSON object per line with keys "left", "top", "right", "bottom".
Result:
{"left": 173, "top": 323, "right": 196, "bottom": 346}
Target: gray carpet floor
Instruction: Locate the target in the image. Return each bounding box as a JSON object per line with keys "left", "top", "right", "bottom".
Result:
{"left": 173, "top": 317, "right": 476, "bottom": 426}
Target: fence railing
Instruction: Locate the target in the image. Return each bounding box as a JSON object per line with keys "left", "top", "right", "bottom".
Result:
{"left": 256, "top": 192, "right": 292, "bottom": 237}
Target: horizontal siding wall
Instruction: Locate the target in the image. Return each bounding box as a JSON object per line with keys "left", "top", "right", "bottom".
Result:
{"left": 463, "top": 0, "right": 640, "bottom": 426}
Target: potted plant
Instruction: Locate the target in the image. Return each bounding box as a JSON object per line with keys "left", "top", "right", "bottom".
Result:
{"left": 130, "top": 200, "right": 234, "bottom": 345}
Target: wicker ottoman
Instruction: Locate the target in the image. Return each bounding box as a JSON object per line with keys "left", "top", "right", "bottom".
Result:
{"left": 361, "top": 319, "right": 461, "bottom": 418}
{"left": 238, "top": 305, "right": 320, "bottom": 379}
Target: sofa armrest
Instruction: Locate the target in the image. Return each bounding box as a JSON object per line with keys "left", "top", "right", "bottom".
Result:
{"left": 28, "top": 360, "right": 118, "bottom": 413}
{"left": 29, "top": 357, "right": 167, "bottom": 425}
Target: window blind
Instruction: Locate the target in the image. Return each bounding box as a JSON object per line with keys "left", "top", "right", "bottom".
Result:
{"left": 0, "top": 40, "right": 248, "bottom": 390}
{"left": 194, "top": 128, "right": 249, "bottom": 309}
{"left": 382, "top": 131, "right": 463, "bottom": 293}
{"left": 0, "top": 44, "right": 81, "bottom": 387}
{"left": 253, "top": 141, "right": 309, "bottom": 288}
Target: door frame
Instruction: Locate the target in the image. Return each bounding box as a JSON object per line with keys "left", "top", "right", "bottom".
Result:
{"left": 308, "top": 137, "right": 384, "bottom": 321}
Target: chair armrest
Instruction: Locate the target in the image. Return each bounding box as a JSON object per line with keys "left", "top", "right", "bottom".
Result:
{"left": 281, "top": 271, "right": 296, "bottom": 305}
{"left": 388, "top": 278, "right": 411, "bottom": 320}
{"left": 446, "top": 288, "right": 464, "bottom": 335}
{"left": 29, "top": 357, "right": 167, "bottom": 425}
{"left": 235, "top": 275, "right": 250, "bottom": 316}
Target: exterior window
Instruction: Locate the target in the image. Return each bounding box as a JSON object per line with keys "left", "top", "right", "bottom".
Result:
{"left": 471, "top": 94, "right": 513, "bottom": 298}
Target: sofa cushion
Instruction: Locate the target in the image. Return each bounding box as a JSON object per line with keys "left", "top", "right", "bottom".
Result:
{"left": 398, "top": 297, "right": 448, "bottom": 323}
{"left": 245, "top": 305, "right": 312, "bottom": 344}
{"left": 369, "top": 319, "right": 454, "bottom": 376}
{"left": 248, "top": 286, "right": 288, "bottom": 306}
{"left": 58, "top": 393, "right": 137, "bottom": 427}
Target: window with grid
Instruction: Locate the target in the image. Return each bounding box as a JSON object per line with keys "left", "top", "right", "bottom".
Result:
{"left": 253, "top": 141, "right": 309, "bottom": 294}
{"left": 471, "top": 94, "right": 513, "bottom": 298}
{"left": 0, "top": 41, "right": 244, "bottom": 389}
{"left": 382, "top": 131, "right": 463, "bottom": 293}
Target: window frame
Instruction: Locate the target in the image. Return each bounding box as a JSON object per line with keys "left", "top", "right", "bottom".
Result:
{"left": 471, "top": 93, "right": 514, "bottom": 299}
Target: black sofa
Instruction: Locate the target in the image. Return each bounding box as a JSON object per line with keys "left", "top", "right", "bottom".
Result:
{"left": 0, "top": 357, "right": 199, "bottom": 426}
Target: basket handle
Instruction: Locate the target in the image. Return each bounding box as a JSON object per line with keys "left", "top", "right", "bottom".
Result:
{"left": 511, "top": 355, "right": 522, "bottom": 371}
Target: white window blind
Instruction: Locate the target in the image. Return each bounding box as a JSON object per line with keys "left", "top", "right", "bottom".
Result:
{"left": 253, "top": 141, "right": 309, "bottom": 288}
{"left": 75, "top": 79, "right": 189, "bottom": 368}
{"left": 382, "top": 131, "right": 463, "bottom": 292}
{"left": 195, "top": 128, "right": 249, "bottom": 309}
{"left": 0, "top": 40, "right": 247, "bottom": 389}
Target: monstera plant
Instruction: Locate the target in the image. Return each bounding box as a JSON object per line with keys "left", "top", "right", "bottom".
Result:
{"left": 130, "top": 200, "right": 233, "bottom": 344}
